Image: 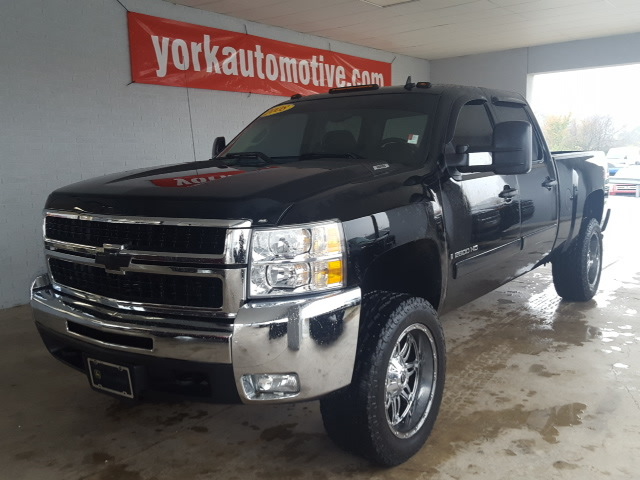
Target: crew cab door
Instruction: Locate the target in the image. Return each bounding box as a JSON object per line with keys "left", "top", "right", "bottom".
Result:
{"left": 491, "top": 98, "right": 559, "bottom": 259}
{"left": 440, "top": 100, "right": 522, "bottom": 307}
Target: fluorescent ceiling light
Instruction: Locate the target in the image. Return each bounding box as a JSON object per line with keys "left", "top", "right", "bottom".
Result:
{"left": 360, "top": 0, "right": 418, "bottom": 7}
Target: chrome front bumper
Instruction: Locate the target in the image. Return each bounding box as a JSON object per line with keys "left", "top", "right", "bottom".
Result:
{"left": 31, "top": 274, "right": 361, "bottom": 403}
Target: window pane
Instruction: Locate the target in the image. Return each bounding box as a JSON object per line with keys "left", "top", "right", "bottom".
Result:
{"left": 383, "top": 114, "right": 428, "bottom": 144}
{"left": 230, "top": 113, "right": 307, "bottom": 157}
{"left": 224, "top": 94, "right": 438, "bottom": 165}
{"left": 453, "top": 103, "right": 493, "bottom": 149}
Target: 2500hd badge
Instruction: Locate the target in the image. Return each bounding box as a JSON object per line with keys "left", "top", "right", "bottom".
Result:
{"left": 451, "top": 245, "right": 479, "bottom": 259}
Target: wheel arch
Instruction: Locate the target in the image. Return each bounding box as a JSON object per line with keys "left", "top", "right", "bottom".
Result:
{"left": 361, "top": 239, "right": 443, "bottom": 312}
{"left": 583, "top": 189, "right": 605, "bottom": 223}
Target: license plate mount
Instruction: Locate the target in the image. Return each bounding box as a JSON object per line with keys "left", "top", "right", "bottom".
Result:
{"left": 87, "top": 358, "right": 134, "bottom": 399}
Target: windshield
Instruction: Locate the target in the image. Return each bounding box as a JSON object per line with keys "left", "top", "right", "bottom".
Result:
{"left": 220, "top": 93, "right": 437, "bottom": 166}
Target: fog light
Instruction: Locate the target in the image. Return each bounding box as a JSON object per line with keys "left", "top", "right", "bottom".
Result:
{"left": 241, "top": 373, "right": 300, "bottom": 400}
{"left": 256, "top": 374, "right": 274, "bottom": 392}
{"left": 254, "top": 373, "right": 299, "bottom": 393}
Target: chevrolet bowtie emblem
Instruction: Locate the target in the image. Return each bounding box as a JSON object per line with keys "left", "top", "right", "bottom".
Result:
{"left": 95, "top": 244, "right": 131, "bottom": 274}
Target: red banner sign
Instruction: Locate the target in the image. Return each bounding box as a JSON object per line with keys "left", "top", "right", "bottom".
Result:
{"left": 128, "top": 12, "right": 392, "bottom": 97}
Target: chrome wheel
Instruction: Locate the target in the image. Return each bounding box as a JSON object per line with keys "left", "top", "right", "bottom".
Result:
{"left": 320, "top": 293, "right": 446, "bottom": 465}
{"left": 586, "top": 233, "right": 601, "bottom": 287}
{"left": 385, "top": 323, "right": 437, "bottom": 439}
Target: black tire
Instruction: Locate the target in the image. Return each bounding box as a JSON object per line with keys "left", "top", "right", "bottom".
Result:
{"left": 320, "top": 292, "right": 446, "bottom": 466}
{"left": 552, "top": 217, "right": 603, "bottom": 301}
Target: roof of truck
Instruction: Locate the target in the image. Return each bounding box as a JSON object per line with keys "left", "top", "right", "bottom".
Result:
{"left": 287, "top": 83, "right": 527, "bottom": 106}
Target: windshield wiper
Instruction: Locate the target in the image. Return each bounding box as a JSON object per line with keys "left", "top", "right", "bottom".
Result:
{"left": 218, "top": 151, "right": 272, "bottom": 165}
{"left": 217, "top": 152, "right": 304, "bottom": 166}
{"left": 216, "top": 151, "right": 364, "bottom": 166}
{"left": 300, "top": 152, "right": 363, "bottom": 160}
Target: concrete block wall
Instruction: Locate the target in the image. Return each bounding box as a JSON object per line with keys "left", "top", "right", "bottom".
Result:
{"left": 430, "top": 32, "right": 640, "bottom": 98}
{"left": 0, "top": 0, "right": 430, "bottom": 308}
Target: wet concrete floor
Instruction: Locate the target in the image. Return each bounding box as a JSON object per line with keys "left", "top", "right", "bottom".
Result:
{"left": 2, "top": 196, "right": 639, "bottom": 480}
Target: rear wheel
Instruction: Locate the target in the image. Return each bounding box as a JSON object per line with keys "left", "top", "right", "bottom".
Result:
{"left": 552, "top": 218, "right": 602, "bottom": 301}
{"left": 320, "top": 292, "right": 446, "bottom": 466}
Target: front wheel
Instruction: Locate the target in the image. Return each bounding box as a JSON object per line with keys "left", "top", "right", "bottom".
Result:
{"left": 552, "top": 217, "right": 603, "bottom": 301}
{"left": 320, "top": 293, "right": 446, "bottom": 466}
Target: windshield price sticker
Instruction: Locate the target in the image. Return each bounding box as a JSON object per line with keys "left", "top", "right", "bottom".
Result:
{"left": 261, "top": 104, "right": 295, "bottom": 117}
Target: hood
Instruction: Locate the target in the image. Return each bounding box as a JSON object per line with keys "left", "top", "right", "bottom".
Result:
{"left": 46, "top": 158, "right": 391, "bottom": 225}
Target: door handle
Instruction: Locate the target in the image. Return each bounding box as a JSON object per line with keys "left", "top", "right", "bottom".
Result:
{"left": 542, "top": 176, "right": 558, "bottom": 190}
{"left": 499, "top": 185, "right": 518, "bottom": 199}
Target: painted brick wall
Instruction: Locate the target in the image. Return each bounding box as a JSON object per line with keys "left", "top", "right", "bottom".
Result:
{"left": 0, "top": 0, "right": 430, "bottom": 308}
{"left": 430, "top": 33, "right": 640, "bottom": 98}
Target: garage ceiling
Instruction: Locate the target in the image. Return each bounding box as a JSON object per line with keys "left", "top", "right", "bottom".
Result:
{"left": 167, "top": 0, "right": 640, "bottom": 59}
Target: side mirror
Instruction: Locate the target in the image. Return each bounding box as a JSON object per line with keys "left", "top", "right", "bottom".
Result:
{"left": 492, "top": 121, "right": 532, "bottom": 175}
{"left": 212, "top": 136, "right": 226, "bottom": 158}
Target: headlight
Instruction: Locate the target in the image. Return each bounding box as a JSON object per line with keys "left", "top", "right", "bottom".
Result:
{"left": 249, "top": 221, "right": 345, "bottom": 297}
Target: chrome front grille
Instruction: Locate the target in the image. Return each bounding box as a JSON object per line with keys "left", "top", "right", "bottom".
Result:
{"left": 49, "top": 258, "right": 224, "bottom": 309}
{"left": 46, "top": 215, "right": 227, "bottom": 254}
{"left": 43, "top": 211, "right": 251, "bottom": 317}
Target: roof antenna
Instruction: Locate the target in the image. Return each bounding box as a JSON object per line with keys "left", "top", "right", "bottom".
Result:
{"left": 404, "top": 76, "right": 415, "bottom": 90}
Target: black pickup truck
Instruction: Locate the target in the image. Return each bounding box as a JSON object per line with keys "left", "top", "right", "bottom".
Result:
{"left": 31, "top": 82, "right": 608, "bottom": 466}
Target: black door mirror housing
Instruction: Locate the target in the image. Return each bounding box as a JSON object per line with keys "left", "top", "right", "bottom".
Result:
{"left": 492, "top": 121, "right": 532, "bottom": 175}
{"left": 212, "top": 136, "right": 226, "bottom": 158}
{"left": 444, "top": 144, "right": 469, "bottom": 168}
{"left": 451, "top": 121, "right": 533, "bottom": 176}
